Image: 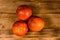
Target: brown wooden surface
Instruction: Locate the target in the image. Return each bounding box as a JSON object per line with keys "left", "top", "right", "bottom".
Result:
{"left": 0, "top": 0, "right": 60, "bottom": 40}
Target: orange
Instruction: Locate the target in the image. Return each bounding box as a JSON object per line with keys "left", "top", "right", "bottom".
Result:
{"left": 16, "top": 5, "right": 32, "bottom": 20}
{"left": 12, "top": 21, "right": 28, "bottom": 36}
{"left": 28, "top": 17, "right": 44, "bottom": 32}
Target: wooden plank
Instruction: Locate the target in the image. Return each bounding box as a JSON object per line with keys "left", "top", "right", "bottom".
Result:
{"left": 0, "top": 0, "right": 60, "bottom": 13}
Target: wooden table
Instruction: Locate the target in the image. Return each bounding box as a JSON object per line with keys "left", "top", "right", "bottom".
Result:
{"left": 0, "top": 0, "right": 60, "bottom": 40}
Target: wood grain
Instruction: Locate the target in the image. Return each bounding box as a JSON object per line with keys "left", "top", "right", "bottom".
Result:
{"left": 0, "top": 0, "right": 60, "bottom": 40}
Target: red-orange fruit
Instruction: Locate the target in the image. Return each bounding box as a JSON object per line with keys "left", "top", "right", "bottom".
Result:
{"left": 16, "top": 5, "right": 32, "bottom": 20}
{"left": 12, "top": 21, "right": 28, "bottom": 36}
{"left": 28, "top": 17, "right": 44, "bottom": 32}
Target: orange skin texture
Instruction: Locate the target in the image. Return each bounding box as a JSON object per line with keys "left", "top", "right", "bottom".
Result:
{"left": 28, "top": 17, "right": 44, "bottom": 32}
{"left": 12, "top": 21, "right": 28, "bottom": 36}
{"left": 16, "top": 5, "right": 32, "bottom": 20}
